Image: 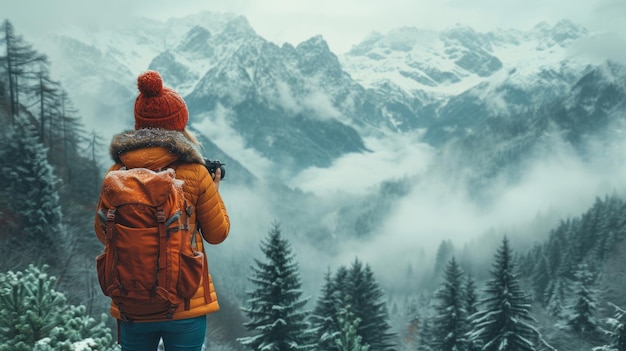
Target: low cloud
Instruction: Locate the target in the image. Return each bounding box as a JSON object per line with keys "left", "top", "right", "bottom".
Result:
{"left": 272, "top": 81, "right": 342, "bottom": 120}
{"left": 288, "top": 132, "right": 433, "bottom": 196}
{"left": 568, "top": 33, "right": 626, "bottom": 65}
{"left": 310, "top": 128, "right": 626, "bottom": 286}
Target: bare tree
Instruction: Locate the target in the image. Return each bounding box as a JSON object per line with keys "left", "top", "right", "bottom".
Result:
{"left": 0, "top": 19, "right": 47, "bottom": 123}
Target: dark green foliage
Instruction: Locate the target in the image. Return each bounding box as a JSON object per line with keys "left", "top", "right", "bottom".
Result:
{"left": 310, "top": 259, "right": 396, "bottom": 351}
{"left": 432, "top": 257, "right": 468, "bottom": 351}
{"left": 0, "top": 265, "right": 116, "bottom": 350}
{"left": 465, "top": 275, "right": 478, "bottom": 318}
{"left": 465, "top": 275, "right": 481, "bottom": 351}
{"left": 310, "top": 269, "right": 342, "bottom": 351}
{"left": 0, "top": 18, "right": 105, "bottom": 313}
{"left": 416, "top": 315, "right": 435, "bottom": 351}
{"left": 597, "top": 303, "right": 626, "bottom": 351}
{"left": 342, "top": 259, "right": 397, "bottom": 351}
{"left": 0, "top": 121, "right": 64, "bottom": 270}
{"left": 238, "top": 223, "right": 315, "bottom": 351}
{"left": 469, "top": 237, "right": 539, "bottom": 351}
{"left": 566, "top": 265, "right": 600, "bottom": 336}
{"left": 523, "top": 196, "right": 626, "bottom": 309}
{"left": 335, "top": 306, "right": 370, "bottom": 351}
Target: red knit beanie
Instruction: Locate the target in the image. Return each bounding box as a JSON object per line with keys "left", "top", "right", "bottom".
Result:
{"left": 134, "top": 70, "right": 189, "bottom": 131}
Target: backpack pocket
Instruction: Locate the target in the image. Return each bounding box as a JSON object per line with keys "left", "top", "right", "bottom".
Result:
{"left": 177, "top": 251, "right": 204, "bottom": 299}
{"left": 96, "top": 252, "right": 109, "bottom": 296}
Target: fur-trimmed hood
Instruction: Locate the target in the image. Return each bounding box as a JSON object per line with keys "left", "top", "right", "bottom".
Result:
{"left": 109, "top": 129, "right": 204, "bottom": 165}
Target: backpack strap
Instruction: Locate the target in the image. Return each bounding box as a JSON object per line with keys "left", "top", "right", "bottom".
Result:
{"left": 156, "top": 205, "right": 169, "bottom": 290}
{"left": 105, "top": 209, "right": 116, "bottom": 240}
{"left": 190, "top": 223, "right": 211, "bottom": 305}
{"left": 202, "top": 254, "right": 211, "bottom": 304}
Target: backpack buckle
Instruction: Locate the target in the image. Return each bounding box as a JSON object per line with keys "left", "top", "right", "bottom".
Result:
{"left": 106, "top": 209, "right": 116, "bottom": 221}
{"left": 156, "top": 210, "right": 166, "bottom": 223}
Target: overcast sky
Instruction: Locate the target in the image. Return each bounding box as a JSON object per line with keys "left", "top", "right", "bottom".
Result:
{"left": 5, "top": 0, "right": 626, "bottom": 53}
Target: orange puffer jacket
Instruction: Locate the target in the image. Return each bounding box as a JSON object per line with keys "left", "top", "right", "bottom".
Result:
{"left": 94, "top": 128, "right": 230, "bottom": 321}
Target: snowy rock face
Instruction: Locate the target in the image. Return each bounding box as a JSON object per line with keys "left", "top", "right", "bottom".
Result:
{"left": 340, "top": 20, "right": 597, "bottom": 143}
{"left": 37, "top": 13, "right": 626, "bottom": 175}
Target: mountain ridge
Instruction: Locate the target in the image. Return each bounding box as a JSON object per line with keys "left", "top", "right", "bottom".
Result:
{"left": 32, "top": 12, "right": 626, "bottom": 187}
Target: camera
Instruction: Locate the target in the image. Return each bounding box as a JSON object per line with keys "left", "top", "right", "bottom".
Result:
{"left": 204, "top": 159, "right": 226, "bottom": 180}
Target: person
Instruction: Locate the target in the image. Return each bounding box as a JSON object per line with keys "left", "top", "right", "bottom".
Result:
{"left": 94, "top": 70, "right": 230, "bottom": 351}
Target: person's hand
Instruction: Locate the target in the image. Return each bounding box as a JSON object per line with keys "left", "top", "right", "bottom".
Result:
{"left": 212, "top": 168, "right": 222, "bottom": 191}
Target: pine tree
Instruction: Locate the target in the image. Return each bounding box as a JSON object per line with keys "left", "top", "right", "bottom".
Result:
{"left": 593, "top": 303, "right": 626, "bottom": 351}
{"left": 469, "top": 237, "right": 539, "bottom": 351}
{"left": 335, "top": 305, "right": 370, "bottom": 351}
{"left": 83, "top": 129, "right": 106, "bottom": 195}
{"left": 434, "top": 240, "right": 455, "bottom": 276}
{"left": 465, "top": 274, "right": 478, "bottom": 318}
{"left": 311, "top": 269, "right": 342, "bottom": 351}
{"left": 0, "top": 19, "right": 47, "bottom": 123}
{"left": 238, "top": 223, "right": 315, "bottom": 351}
{"left": 0, "top": 265, "right": 116, "bottom": 350}
{"left": 531, "top": 253, "right": 552, "bottom": 305}
{"left": 342, "top": 259, "right": 396, "bottom": 351}
{"left": 432, "top": 257, "right": 468, "bottom": 351}
{"left": 465, "top": 275, "right": 481, "bottom": 351}
{"left": 543, "top": 272, "right": 570, "bottom": 318}
{"left": 310, "top": 260, "right": 396, "bottom": 351}
{"left": 416, "top": 315, "right": 434, "bottom": 351}
{"left": 566, "top": 264, "right": 600, "bottom": 336}
{"left": 0, "top": 121, "right": 64, "bottom": 270}
{"left": 52, "top": 90, "right": 93, "bottom": 194}
{"left": 28, "top": 64, "right": 60, "bottom": 145}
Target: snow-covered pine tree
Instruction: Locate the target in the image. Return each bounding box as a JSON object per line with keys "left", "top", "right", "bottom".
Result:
{"left": 432, "top": 257, "right": 468, "bottom": 351}
{"left": 543, "top": 270, "right": 570, "bottom": 318}
{"left": 310, "top": 259, "right": 396, "bottom": 351}
{"left": 593, "top": 197, "right": 618, "bottom": 263}
{"left": 0, "top": 121, "right": 64, "bottom": 270}
{"left": 465, "top": 274, "right": 478, "bottom": 318}
{"left": 341, "top": 259, "right": 396, "bottom": 351}
{"left": 465, "top": 274, "right": 481, "bottom": 351}
{"left": 531, "top": 253, "right": 553, "bottom": 305}
{"left": 416, "top": 314, "right": 434, "bottom": 351}
{"left": 0, "top": 265, "right": 116, "bottom": 350}
{"left": 566, "top": 264, "right": 601, "bottom": 336}
{"left": 310, "top": 269, "right": 342, "bottom": 351}
{"left": 335, "top": 305, "right": 370, "bottom": 351}
{"left": 593, "top": 303, "right": 626, "bottom": 351}
{"left": 238, "top": 223, "right": 315, "bottom": 351}
{"left": 468, "top": 237, "right": 539, "bottom": 351}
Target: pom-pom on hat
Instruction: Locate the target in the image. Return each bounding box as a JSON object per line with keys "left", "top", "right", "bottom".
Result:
{"left": 134, "top": 70, "right": 189, "bottom": 131}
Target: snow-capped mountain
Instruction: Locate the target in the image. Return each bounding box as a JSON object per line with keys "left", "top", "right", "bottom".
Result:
{"left": 340, "top": 20, "right": 592, "bottom": 140}
{"left": 34, "top": 12, "right": 626, "bottom": 186}
{"left": 152, "top": 18, "right": 370, "bottom": 171}
{"left": 35, "top": 12, "right": 241, "bottom": 139}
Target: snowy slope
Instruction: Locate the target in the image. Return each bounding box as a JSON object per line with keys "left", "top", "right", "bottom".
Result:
{"left": 341, "top": 20, "right": 588, "bottom": 102}
{"left": 340, "top": 20, "right": 593, "bottom": 136}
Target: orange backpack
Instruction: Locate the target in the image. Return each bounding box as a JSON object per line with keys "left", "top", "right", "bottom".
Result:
{"left": 95, "top": 167, "right": 209, "bottom": 321}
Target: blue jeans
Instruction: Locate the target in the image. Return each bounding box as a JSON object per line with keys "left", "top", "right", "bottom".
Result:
{"left": 119, "top": 316, "right": 206, "bottom": 351}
